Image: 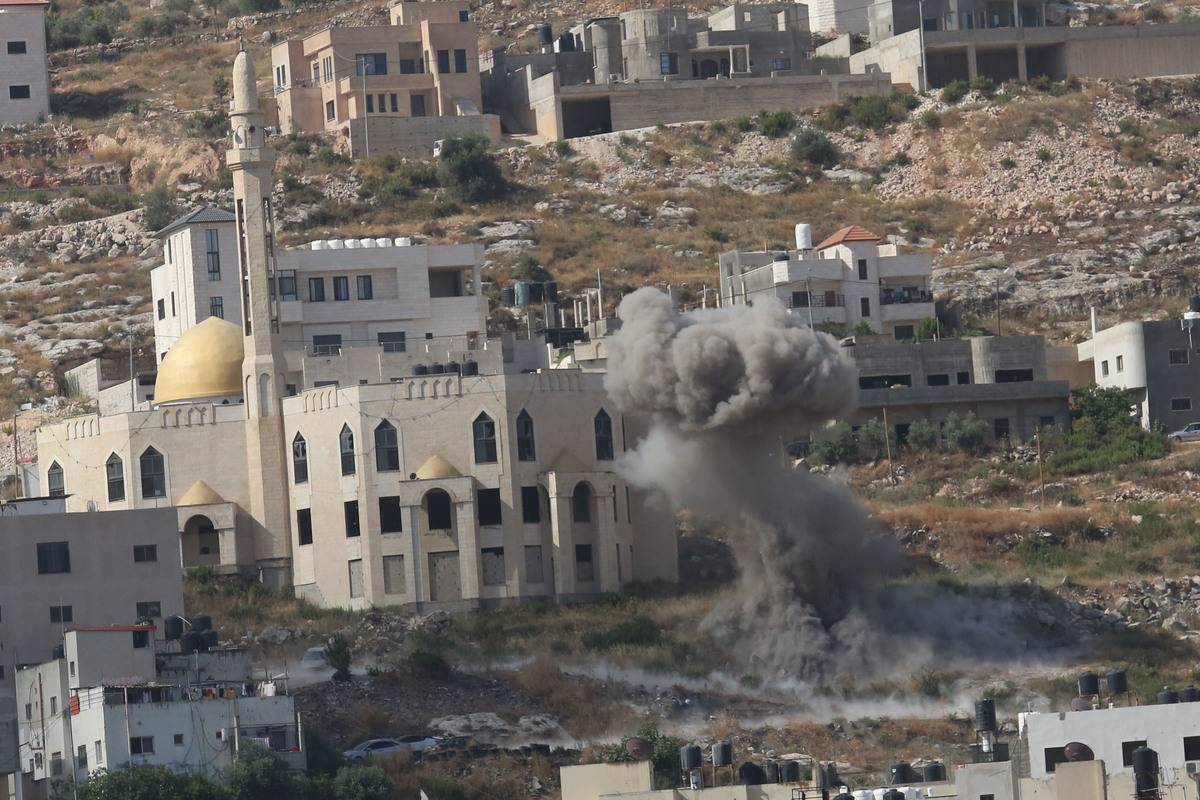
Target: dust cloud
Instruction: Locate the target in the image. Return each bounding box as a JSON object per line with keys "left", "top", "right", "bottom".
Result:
{"left": 605, "top": 289, "right": 1076, "bottom": 682}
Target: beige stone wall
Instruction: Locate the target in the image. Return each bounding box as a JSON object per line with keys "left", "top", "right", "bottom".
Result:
{"left": 560, "top": 761, "right": 653, "bottom": 800}
{"left": 342, "top": 113, "right": 501, "bottom": 157}
{"left": 1061, "top": 23, "right": 1200, "bottom": 78}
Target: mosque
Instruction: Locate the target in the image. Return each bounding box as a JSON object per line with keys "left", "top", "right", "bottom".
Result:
{"left": 33, "top": 49, "right": 678, "bottom": 609}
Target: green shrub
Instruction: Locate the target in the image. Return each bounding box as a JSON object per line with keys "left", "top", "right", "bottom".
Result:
{"left": 907, "top": 419, "right": 940, "bottom": 450}
{"left": 1051, "top": 385, "right": 1169, "bottom": 474}
{"left": 1036, "top": 147, "right": 1052, "bottom": 162}
{"left": 790, "top": 128, "right": 839, "bottom": 166}
{"left": 552, "top": 139, "right": 573, "bottom": 158}
{"left": 140, "top": 184, "right": 178, "bottom": 232}
{"left": 334, "top": 765, "right": 394, "bottom": 800}
{"left": 852, "top": 319, "right": 875, "bottom": 336}
{"left": 943, "top": 412, "right": 989, "bottom": 454}
{"left": 891, "top": 150, "right": 912, "bottom": 167}
{"left": 757, "top": 110, "right": 797, "bottom": 138}
{"left": 701, "top": 225, "right": 728, "bottom": 243}
{"left": 238, "top": 0, "right": 279, "bottom": 12}
{"left": 132, "top": 12, "right": 178, "bottom": 37}
{"left": 46, "top": 2, "right": 128, "bottom": 50}
{"left": 816, "top": 91, "right": 918, "bottom": 132}
{"left": 1117, "top": 116, "right": 1142, "bottom": 136}
{"left": 969, "top": 76, "right": 996, "bottom": 94}
{"left": 733, "top": 115, "right": 753, "bottom": 133}
{"left": 78, "top": 764, "right": 228, "bottom": 800}
{"left": 919, "top": 109, "right": 941, "bottom": 129}
{"left": 324, "top": 633, "right": 352, "bottom": 681}
{"left": 582, "top": 615, "right": 663, "bottom": 650}
{"left": 941, "top": 80, "right": 969, "bottom": 104}
{"left": 998, "top": 156, "right": 1017, "bottom": 169}
{"left": 915, "top": 317, "right": 939, "bottom": 339}
{"left": 437, "top": 135, "right": 506, "bottom": 203}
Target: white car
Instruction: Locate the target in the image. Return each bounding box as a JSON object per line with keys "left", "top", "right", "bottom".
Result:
{"left": 1168, "top": 422, "right": 1200, "bottom": 442}
{"left": 343, "top": 736, "right": 440, "bottom": 760}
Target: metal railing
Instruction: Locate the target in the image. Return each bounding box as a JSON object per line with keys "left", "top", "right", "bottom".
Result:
{"left": 791, "top": 293, "right": 845, "bottom": 309}
{"left": 880, "top": 289, "right": 933, "bottom": 305}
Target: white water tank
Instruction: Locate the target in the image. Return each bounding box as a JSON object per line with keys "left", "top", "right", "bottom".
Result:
{"left": 376, "top": 237, "right": 393, "bottom": 247}
{"left": 361, "top": 238, "right": 377, "bottom": 248}
{"left": 397, "top": 236, "right": 413, "bottom": 247}
{"left": 853, "top": 792, "right": 871, "bottom": 800}
{"left": 343, "top": 238, "right": 360, "bottom": 249}
{"left": 328, "top": 239, "right": 344, "bottom": 249}
{"left": 872, "top": 790, "right": 887, "bottom": 800}
{"left": 795, "top": 222, "right": 812, "bottom": 250}
{"left": 309, "top": 241, "right": 322, "bottom": 250}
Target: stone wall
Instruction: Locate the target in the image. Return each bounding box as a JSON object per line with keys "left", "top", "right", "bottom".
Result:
{"left": 342, "top": 114, "right": 501, "bottom": 157}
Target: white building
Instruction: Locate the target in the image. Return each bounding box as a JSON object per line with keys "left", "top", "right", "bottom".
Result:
{"left": 718, "top": 224, "right": 936, "bottom": 341}
{"left": 15, "top": 627, "right": 301, "bottom": 799}
{"left": 810, "top": 0, "right": 870, "bottom": 34}
{"left": 0, "top": 0, "right": 50, "bottom": 126}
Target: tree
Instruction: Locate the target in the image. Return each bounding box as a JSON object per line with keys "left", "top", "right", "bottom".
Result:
{"left": 906, "top": 418, "right": 940, "bottom": 450}
{"left": 1069, "top": 385, "right": 1135, "bottom": 436}
{"left": 856, "top": 418, "right": 887, "bottom": 461}
{"left": 212, "top": 75, "right": 230, "bottom": 105}
{"left": 226, "top": 746, "right": 308, "bottom": 800}
{"left": 324, "top": 633, "right": 352, "bottom": 681}
{"left": 141, "top": 184, "right": 178, "bottom": 232}
{"left": 943, "top": 411, "right": 989, "bottom": 454}
{"left": 238, "top": 0, "right": 280, "bottom": 12}
{"left": 852, "top": 319, "right": 875, "bottom": 336}
{"left": 436, "top": 136, "right": 506, "bottom": 203}
{"left": 790, "top": 128, "right": 839, "bottom": 167}
{"left": 79, "top": 765, "right": 229, "bottom": 800}
{"left": 915, "top": 317, "right": 940, "bottom": 341}
{"left": 334, "top": 765, "right": 394, "bottom": 800}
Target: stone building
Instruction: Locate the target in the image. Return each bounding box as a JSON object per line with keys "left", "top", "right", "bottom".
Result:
{"left": 33, "top": 48, "right": 678, "bottom": 609}
{"left": 270, "top": 0, "right": 499, "bottom": 156}
{"left": 0, "top": 0, "right": 51, "bottom": 125}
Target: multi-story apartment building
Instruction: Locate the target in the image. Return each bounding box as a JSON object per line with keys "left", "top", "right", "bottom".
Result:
{"left": 718, "top": 224, "right": 935, "bottom": 341}
{"left": 0, "top": 0, "right": 51, "bottom": 125}
{"left": 15, "top": 627, "right": 301, "bottom": 799}
{"left": 270, "top": 0, "right": 499, "bottom": 156}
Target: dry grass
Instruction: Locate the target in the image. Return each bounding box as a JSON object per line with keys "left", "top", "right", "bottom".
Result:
{"left": 506, "top": 656, "right": 636, "bottom": 738}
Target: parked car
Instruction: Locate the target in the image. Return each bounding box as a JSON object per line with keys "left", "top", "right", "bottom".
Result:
{"left": 1168, "top": 422, "right": 1200, "bottom": 442}
{"left": 343, "top": 736, "right": 441, "bottom": 760}
{"left": 298, "top": 647, "right": 328, "bottom": 669}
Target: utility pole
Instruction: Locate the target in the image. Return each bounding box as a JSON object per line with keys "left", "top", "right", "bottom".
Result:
{"left": 596, "top": 268, "right": 605, "bottom": 319}
{"left": 11, "top": 409, "right": 19, "bottom": 497}
{"left": 1036, "top": 428, "right": 1045, "bottom": 507}
{"left": 359, "top": 56, "right": 371, "bottom": 160}
{"left": 128, "top": 332, "right": 135, "bottom": 412}
{"left": 882, "top": 407, "right": 895, "bottom": 486}
{"left": 918, "top": 0, "right": 929, "bottom": 92}
{"left": 805, "top": 267, "right": 815, "bottom": 328}
{"left": 995, "top": 271, "right": 1002, "bottom": 336}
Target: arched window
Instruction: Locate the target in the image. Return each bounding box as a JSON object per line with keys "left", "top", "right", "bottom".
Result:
{"left": 516, "top": 410, "right": 536, "bottom": 462}
{"left": 106, "top": 454, "right": 125, "bottom": 502}
{"left": 473, "top": 412, "right": 497, "bottom": 464}
{"left": 375, "top": 421, "right": 399, "bottom": 472}
{"left": 426, "top": 489, "right": 452, "bottom": 530}
{"left": 339, "top": 425, "right": 356, "bottom": 476}
{"left": 47, "top": 461, "right": 64, "bottom": 497}
{"left": 140, "top": 447, "right": 165, "bottom": 499}
{"left": 572, "top": 482, "right": 592, "bottom": 523}
{"left": 594, "top": 409, "right": 614, "bottom": 461}
{"left": 292, "top": 434, "right": 308, "bottom": 484}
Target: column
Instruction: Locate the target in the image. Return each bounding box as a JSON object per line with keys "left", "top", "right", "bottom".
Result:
{"left": 1017, "top": 43, "right": 1028, "bottom": 82}
{"left": 454, "top": 499, "right": 481, "bottom": 600}
{"left": 967, "top": 44, "right": 979, "bottom": 81}
{"left": 547, "top": 476, "right": 577, "bottom": 597}
{"left": 595, "top": 491, "right": 621, "bottom": 592}
{"left": 404, "top": 505, "right": 423, "bottom": 606}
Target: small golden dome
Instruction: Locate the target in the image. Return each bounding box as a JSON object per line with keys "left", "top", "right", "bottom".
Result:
{"left": 415, "top": 455, "right": 461, "bottom": 480}
{"left": 154, "top": 317, "right": 244, "bottom": 405}
{"left": 178, "top": 480, "right": 224, "bottom": 506}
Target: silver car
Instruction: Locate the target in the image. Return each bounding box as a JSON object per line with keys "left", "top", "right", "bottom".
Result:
{"left": 1168, "top": 422, "right": 1200, "bottom": 441}
{"left": 343, "top": 736, "right": 440, "bottom": 760}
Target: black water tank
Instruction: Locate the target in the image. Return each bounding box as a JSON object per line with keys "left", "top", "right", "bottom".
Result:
{"left": 679, "top": 745, "right": 701, "bottom": 772}
{"left": 445, "top": 361, "right": 461, "bottom": 374}
{"left": 923, "top": 762, "right": 946, "bottom": 782}
{"left": 461, "top": 361, "right": 479, "bottom": 376}
{"left": 500, "top": 286, "right": 516, "bottom": 306}
{"left": 778, "top": 761, "right": 800, "bottom": 783}
{"left": 412, "top": 364, "right": 429, "bottom": 376}
{"left": 180, "top": 631, "right": 203, "bottom": 654}
{"left": 52, "top": 644, "right": 65, "bottom": 660}
{"left": 1182, "top": 686, "right": 1200, "bottom": 703}
{"left": 558, "top": 31, "right": 575, "bottom": 52}
{"left": 738, "top": 762, "right": 764, "bottom": 786}
{"left": 190, "top": 614, "right": 212, "bottom": 632}
{"left": 544, "top": 281, "right": 558, "bottom": 302}
{"left": 975, "top": 698, "right": 997, "bottom": 732}
{"left": 529, "top": 282, "right": 544, "bottom": 303}
{"left": 202, "top": 629, "right": 219, "bottom": 649}
{"left": 429, "top": 363, "right": 445, "bottom": 375}
{"left": 890, "top": 762, "right": 913, "bottom": 784}
{"left": 822, "top": 762, "right": 841, "bottom": 787}
{"left": 1158, "top": 688, "right": 1180, "bottom": 704}
{"left": 711, "top": 741, "right": 733, "bottom": 767}
{"left": 762, "top": 761, "right": 779, "bottom": 784}
{"left": 883, "top": 791, "right": 905, "bottom": 800}
{"left": 1065, "top": 742, "right": 1095, "bottom": 762}
{"left": 1078, "top": 671, "right": 1100, "bottom": 697}
{"left": 164, "top": 616, "right": 185, "bottom": 641}
{"left": 1133, "top": 746, "right": 1158, "bottom": 792}
{"left": 538, "top": 23, "right": 553, "bottom": 44}
{"left": 1107, "top": 669, "right": 1129, "bottom": 695}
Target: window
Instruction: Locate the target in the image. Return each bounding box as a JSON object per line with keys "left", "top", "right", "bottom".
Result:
{"left": 521, "top": 486, "right": 541, "bottom": 524}
{"left": 389, "top": 93, "right": 398, "bottom": 112}
{"left": 174, "top": 734, "right": 185, "bottom": 747}
{"left": 426, "top": 490, "right": 452, "bottom": 530}
{"left": 594, "top": 410, "right": 614, "bottom": 460}
{"left": 473, "top": 412, "right": 497, "bottom": 463}
{"left": 136, "top": 601, "right": 162, "bottom": 619}
{"left": 140, "top": 447, "right": 166, "bottom": 498}
{"left": 858, "top": 374, "right": 912, "bottom": 390}
{"left": 77, "top": 745, "right": 88, "bottom": 773}
{"left": 1101, "top": 360, "right": 1110, "bottom": 377}
{"left": 133, "top": 627, "right": 151, "bottom": 647}
{"left": 956, "top": 371, "right": 971, "bottom": 385}
{"left": 130, "top": 737, "right": 154, "bottom": 755}
{"left": 312, "top": 334, "right": 341, "bottom": 355}
{"left": 383, "top": 555, "right": 405, "bottom": 594}
{"left": 50, "top": 605, "right": 73, "bottom": 624}
{"left": 1170, "top": 348, "right": 1189, "bottom": 365}
{"left": 325, "top": 100, "right": 335, "bottom": 121}
{"left": 771, "top": 57, "right": 791, "bottom": 71}
{"left": 995, "top": 369, "right": 1034, "bottom": 382}
{"left": 1184, "top": 735, "right": 1200, "bottom": 760}
{"left": 355, "top": 52, "right": 387, "bottom": 75}
{"left": 994, "top": 418, "right": 1010, "bottom": 440}
{"left": 410, "top": 94, "right": 426, "bottom": 117}
{"left": 516, "top": 410, "right": 536, "bottom": 461}
{"left": 339, "top": 425, "right": 356, "bottom": 475}
{"left": 133, "top": 545, "right": 157, "bottom": 563}
{"left": 308, "top": 277, "right": 326, "bottom": 302}
{"left": 48, "top": 461, "right": 64, "bottom": 496}
{"left": 1172, "top": 398, "right": 1192, "bottom": 411}
{"left": 205, "top": 228, "right": 220, "bottom": 279}
{"left": 333, "top": 276, "right": 350, "bottom": 301}
{"left": 857, "top": 258, "right": 868, "bottom": 279}
{"left": 379, "top": 496, "right": 403, "bottom": 533}
{"left": 860, "top": 297, "right": 871, "bottom": 316}
{"left": 373, "top": 421, "right": 399, "bottom": 471}
{"left": 378, "top": 332, "right": 405, "bottom": 353}
{"left": 525, "top": 545, "right": 544, "bottom": 583}
{"left": 1122, "top": 740, "right": 1148, "bottom": 767}
{"left": 365, "top": 93, "right": 375, "bottom": 113}
{"left": 791, "top": 290, "right": 810, "bottom": 308}
{"left": 454, "top": 48, "right": 468, "bottom": 72}
{"left": 344, "top": 500, "right": 360, "bottom": 538}
{"left": 8, "top": 41, "right": 27, "bottom": 55}
{"left": 356, "top": 275, "right": 373, "bottom": 300}
{"left": 292, "top": 433, "right": 308, "bottom": 483}
{"left": 209, "top": 296, "right": 224, "bottom": 319}
{"left": 1116, "top": 354, "right": 1124, "bottom": 372}
{"left": 894, "top": 325, "right": 915, "bottom": 341}
{"left": 575, "top": 544, "right": 594, "bottom": 582}
{"left": 50, "top": 752, "right": 62, "bottom": 777}
{"left": 477, "top": 488, "right": 502, "bottom": 526}
{"left": 170, "top": 292, "right": 175, "bottom": 316}
{"left": 926, "top": 374, "right": 949, "bottom": 386}
{"left": 436, "top": 49, "right": 451, "bottom": 73}
{"left": 481, "top": 547, "right": 505, "bottom": 586}
{"left": 157, "top": 298, "right": 165, "bottom": 320}
{"left": 1043, "top": 747, "right": 1067, "bottom": 773}
{"left": 459, "top": 8, "right": 469, "bottom": 20}
{"left": 297, "top": 509, "right": 313, "bottom": 545}
{"left": 659, "top": 52, "right": 678, "bottom": 75}
{"left": 400, "top": 58, "right": 418, "bottom": 74}
{"left": 94, "top": 742, "right": 101, "bottom": 764}
{"left": 278, "top": 270, "right": 297, "bottom": 301}
{"left": 8, "top": 85, "right": 31, "bottom": 100}
{"left": 572, "top": 483, "right": 592, "bottom": 523}
{"left": 38, "top": 542, "right": 71, "bottom": 574}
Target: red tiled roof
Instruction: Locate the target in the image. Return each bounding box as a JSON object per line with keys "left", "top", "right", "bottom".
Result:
{"left": 815, "top": 224, "right": 881, "bottom": 251}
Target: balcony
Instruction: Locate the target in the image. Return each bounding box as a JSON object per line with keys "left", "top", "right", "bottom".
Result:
{"left": 337, "top": 73, "right": 434, "bottom": 96}
{"left": 877, "top": 255, "right": 932, "bottom": 279}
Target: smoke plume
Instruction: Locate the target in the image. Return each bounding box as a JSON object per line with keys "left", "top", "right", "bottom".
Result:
{"left": 605, "top": 289, "right": 1074, "bottom": 682}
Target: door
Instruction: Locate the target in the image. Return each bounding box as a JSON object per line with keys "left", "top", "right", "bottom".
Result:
{"left": 429, "top": 552, "right": 461, "bottom": 601}
{"left": 410, "top": 94, "right": 426, "bottom": 117}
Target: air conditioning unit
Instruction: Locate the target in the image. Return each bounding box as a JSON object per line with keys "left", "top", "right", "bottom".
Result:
{"left": 1186, "top": 761, "right": 1200, "bottom": 774}
{"left": 608, "top": 74, "right": 622, "bottom": 83}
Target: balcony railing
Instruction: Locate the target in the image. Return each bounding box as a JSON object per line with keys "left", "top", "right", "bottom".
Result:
{"left": 791, "top": 292, "right": 845, "bottom": 309}
{"left": 880, "top": 289, "right": 933, "bottom": 305}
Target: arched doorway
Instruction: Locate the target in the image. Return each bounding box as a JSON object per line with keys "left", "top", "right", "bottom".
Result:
{"left": 182, "top": 514, "right": 220, "bottom": 567}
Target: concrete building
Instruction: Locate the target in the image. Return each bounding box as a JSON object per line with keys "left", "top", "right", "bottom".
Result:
{"left": 810, "top": 0, "right": 870, "bottom": 35}
{"left": 270, "top": 0, "right": 500, "bottom": 156}
{"left": 15, "top": 627, "right": 300, "bottom": 799}
{"left": 0, "top": 0, "right": 50, "bottom": 126}
{"left": 481, "top": 4, "right": 892, "bottom": 140}
{"left": 719, "top": 224, "right": 936, "bottom": 340}
{"left": 33, "top": 48, "right": 679, "bottom": 610}
{"left": 1078, "top": 307, "right": 1200, "bottom": 433}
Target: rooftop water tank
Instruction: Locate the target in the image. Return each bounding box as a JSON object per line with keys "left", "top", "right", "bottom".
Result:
{"left": 922, "top": 763, "right": 946, "bottom": 782}
{"left": 529, "top": 282, "right": 544, "bottom": 303}
{"left": 397, "top": 236, "right": 413, "bottom": 246}
{"left": 544, "top": 280, "right": 558, "bottom": 302}
{"left": 795, "top": 222, "right": 812, "bottom": 250}
{"left": 429, "top": 363, "right": 445, "bottom": 375}
{"left": 376, "top": 237, "right": 393, "bottom": 247}
{"left": 778, "top": 761, "right": 800, "bottom": 783}
{"left": 310, "top": 241, "right": 323, "bottom": 250}
{"left": 680, "top": 745, "right": 701, "bottom": 772}
{"left": 974, "top": 698, "right": 996, "bottom": 732}
{"left": 1078, "top": 672, "right": 1100, "bottom": 697}
{"left": 1182, "top": 686, "right": 1200, "bottom": 703}
{"left": 538, "top": 23, "right": 553, "bottom": 44}
{"left": 361, "top": 238, "right": 378, "bottom": 248}
{"left": 445, "top": 361, "right": 461, "bottom": 374}
{"left": 1133, "top": 746, "right": 1158, "bottom": 793}
{"left": 500, "top": 286, "right": 516, "bottom": 306}
{"left": 889, "top": 763, "right": 912, "bottom": 784}
{"left": 712, "top": 742, "right": 733, "bottom": 768}
{"left": 329, "top": 239, "right": 345, "bottom": 249}
{"left": 191, "top": 614, "right": 213, "bottom": 632}
{"left": 344, "top": 239, "right": 360, "bottom": 249}
{"left": 1107, "top": 669, "right": 1129, "bottom": 695}
{"left": 164, "top": 616, "right": 186, "bottom": 641}
{"left": 460, "top": 361, "right": 479, "bottom": 376}
{"left": 514, "top": 281, "right": 530, "bottom": 307}
{"left": 412, "top": 364, "right": 429, "bottom": 376}
{"left": 1158, "top": 688, "right": 1180, "bottom": 704}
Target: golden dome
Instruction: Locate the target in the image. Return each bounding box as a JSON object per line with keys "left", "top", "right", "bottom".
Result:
{"left": 154, "top": 317, "right": 244, "bottom": 405}
{"left": 178, "top": 480, "right": 224, "bottom": 506}
{"left": 415, "top": 454, "right": 461, "bottom": 480}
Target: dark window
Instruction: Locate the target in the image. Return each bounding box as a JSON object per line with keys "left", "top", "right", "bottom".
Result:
{"left": 333, "top": 276, "right": 350, "bottom": 301}
{"left": 103, "top": 454, "right": 125, "bottom": 501}
{"left": 389, "top": 93, "right": 398, "bottom": 112}
{"left": 1044, "top": 747, "right": 1067, "bottom": 773}
{"left": 136, "top": 601, "right": 161, "bottom": 619}
{"left": 659, "top": 52, "right": 678, "bottom": 75}
{"left": 857, "top": 258, "right": 868, "bottom": 279}
{"left": 926, "top": 374, "right": 949, "bottom": 386}
{"left": 129, "top": 737, "right": 154, "bottom": 755}
{"left": 521, "top": 486, "right": 541, "bottom": 524}
{"left": 426, "top": 490, "right": 452, "bottom": 530}
{"left": 410, "top": 94, "right": 426, "bottom": 117}
{"left": 791, "top": 290, "right": 810, "bottom": 308}
{"left": 594, "top": 410, "right": 614, "bottom": 460}
{"left": 400, "top": 58, "right": 417, "bottom": 74}
{"left": 379, "top": 496, "right": 403, "bottom": 533}
{"left": 994, "top": 418, "right": 1010, "bottom": 440}
{"left": 48, "top": 461, "right": 64, "bottom": 496}
{"left": 516, "top": 410, "right": 536, "bottom": 461}
{"left": 860, "top": 297, "right": 871, "bottom": 316}
{"left": 308, "top": 277, "right": 326, "bottom": 302}
{"left": 458, "top": 8, "right": 469, "bottom": 20}
{"left": 205, "top": 228, "right": 220, "bottom": 280}
{"left": 454, "top": 48, "right": 468, "bottom": 73}
{"left": 1101, "top": 360, "right": 1110, "bottom": 377}
{"left": 156, "top": 299, "right": 165, "bottom": 320}
{"left": 375, "top": 421, "right": 399, "bottom": 471}
{"left": 859, "top": 374, "right": 912, "bottom": 390}
{"left": 37, "top": 542, "right": 71, "bottom": 574}
{"left": 473, "top": 413, "right": 497, "bottom": 463}
{"left": 325, "top": 100, "right": 335, "bottom": 121}
{"left": 297, "top": 509, "right": 313, "bottom": 545}
{"left": 1169, "top": 348, "right": 1189, "bottom": 365}
{"left": 278, "top": 270, "right": 297, "bottom": 301}
{"left": 1122, "top": 740, "right": 1147, "bottom": 767}
{"left": 1116, "top": 355, "right": 1124, "bottom": 372}
{"left": 572, "top": 483, "right": 592, "bottom": 523}
{"left": 575, "top": 544, "right": 594, "bottom": 582}
{"left": 140, "top": 447, "right": 165, "bottom": 498}
{"left": 1039, "top": 415, "right": 1056, "bottom": 429}
{"left": 477, "top": 488, "right": 502, "bottom": 526}
{"left": 1184, "top": 735, "right": 1200, "bottom": 761}
{"left": 133, "top": 545, "right": 157, "bottom": 563}
{"left": 995, "top": 369, "right": 1034, "bottom": 382}
{"left": 8, "top": 41, "right": 27, "bottom": 55}
{"left": 339, "top": 425, "right": 356, "bottom": 475}
{"left": 378, "top": 332, "right": 406, "bottom": 352}
{"left": 1172, "top": 398, "right": 1192, "bottom": 411}
{"left": 292, "top": 433, "right": 308, "bottom": 483}
{"left": 356, "top": 275, "right": 373, "bottom": 300}
{"left": 355, "top": 52, "right": 387, "bottom": 75}
{"left": 8, "top": 85, "right": 31, "bottom": 100}
{"left": 894, "top": 325, "right": 914, "bottom": 341}
{"left": 894, "top": 423, "right": 910, "bottom": 445}
{"left": 50, "top": 605, "right": 73, "bottom": 624}
{"left": 956, "top": 371, "right": 971, "bottom": 385}
{"left": 344, "top": 500, "right": 360, "bottom": 538}
{"left": 366, "top": 94, "right": 375, "bottom": 113}
{"left": 436, "top": 49, "right": 451, "bottom": 73}
{"left": 173, "top": 734, "right": 184, "bottom": 746}
{"left": 312, "top": 334, "right": 341, "bottom": 355}
{"left": 209, "top": 296, "right": 224, "bottom": 319}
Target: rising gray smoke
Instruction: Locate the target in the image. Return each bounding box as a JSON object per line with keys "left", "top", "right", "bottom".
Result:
{"left": 605, "top": 289, "right": 1075, "bottom": 682}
